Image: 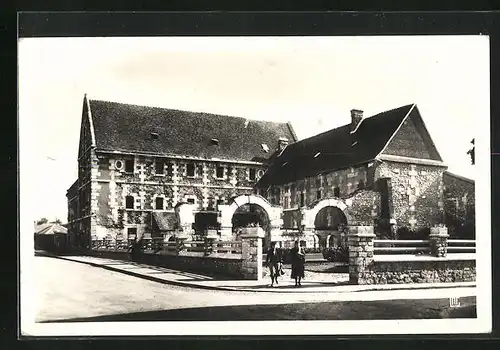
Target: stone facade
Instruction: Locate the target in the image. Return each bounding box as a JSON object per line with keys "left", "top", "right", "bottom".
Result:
{"left": 374, "top": 161, "right": 446, "bottom": 236}
{"left": 347, "top": 226, "right": 375, "bottom": 284}
{"left": 88, "top": 152, "right": 267, "bottom": 241}
{"left": 443, "top": 172, "right": 475, "bottom": 238}
{"left": 361, "top": 259, "right": 476, "bottom": 284}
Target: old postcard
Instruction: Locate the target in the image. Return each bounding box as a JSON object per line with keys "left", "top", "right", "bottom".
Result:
{"left": 19, "top": 34, "right": 491, "bottom": 336}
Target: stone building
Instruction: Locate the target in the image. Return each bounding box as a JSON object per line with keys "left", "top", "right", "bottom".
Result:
{"left": 443, "top": 171, "right": 475, "bottom": 238}
{"left": 66, "top": 95, "right": 297, "bottom": 249}
{"left": 67, "top": 96, "right": 474, "bottom": 250}
{"left": 255, "top": 104, "right": 471, "bottom": 247}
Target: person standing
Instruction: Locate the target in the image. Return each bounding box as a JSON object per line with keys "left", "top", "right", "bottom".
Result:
{"left": 291, "top": 240, "right": 305, "bottom": 287}
{"left": 266, "top": 241, "right": 282, "bottom": 287}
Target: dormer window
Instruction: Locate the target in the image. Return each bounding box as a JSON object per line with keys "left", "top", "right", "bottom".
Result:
{"left": 314, "top": 152, "right": 321, "bottom": 158}
{"left": 261, "top": 144, "right": 269, "bottom": 153}
{"left": 150, "top": 132, "right": 159, "bottom": 139}
{"left": 210, "top": 138, "right": 219, "bottom": 146}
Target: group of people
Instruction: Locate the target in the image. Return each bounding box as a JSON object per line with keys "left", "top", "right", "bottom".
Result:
{"left": 265, "top": 240, "right": 305, "bottom": 287}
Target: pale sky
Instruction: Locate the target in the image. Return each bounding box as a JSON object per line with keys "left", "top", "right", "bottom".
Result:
{"left": 18, "top": 36, "right": 490, "bottom": 223}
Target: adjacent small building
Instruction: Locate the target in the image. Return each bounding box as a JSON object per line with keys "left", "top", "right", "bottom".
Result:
{"left": 34, "top": 223, "right": 68, "bottom": 252}
{"left": 443, "top": 171, "right": 475, "bottom": 239}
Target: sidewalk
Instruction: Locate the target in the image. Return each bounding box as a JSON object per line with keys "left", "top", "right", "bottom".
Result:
{"left": 38, "top": 251, "right": 477, "bottom": 294}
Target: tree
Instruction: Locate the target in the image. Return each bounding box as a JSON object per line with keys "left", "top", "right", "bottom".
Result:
{"left": 36, "top": 218, "right": 48, "bottom": 225}
{"left": 466, "top": 138, "right": 475, "bottom": 165}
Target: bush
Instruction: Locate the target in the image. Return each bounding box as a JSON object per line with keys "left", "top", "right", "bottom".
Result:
{"left": 322, "top": 245, "right": 349, "bottom": 263}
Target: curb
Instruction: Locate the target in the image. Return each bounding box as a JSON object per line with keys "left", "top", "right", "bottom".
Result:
{"left": 38, "top": 252, "right": 477, "bottom": 294}
{"left": 37, "top": 251, "right": 233, "bottom": 292}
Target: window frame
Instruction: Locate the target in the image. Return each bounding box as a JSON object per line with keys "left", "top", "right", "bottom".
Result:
{"left": 166, "top": 162, "right": 173, "bottom": 176}
{"left": 124, "top": 159, "right": 135, "bottom": 173}
{"left": 155, "top": 196, "right": 164, "bottom": 210}
{"left": 216, "top": 166, "right": 224, "bottom": 179}
{"left": 155, "top": 159, "right": 164, "bottom": 175}
{"left": 249, "top": 168, "right": 256, "bottom": 181}
{"left": 186, "top": 163, "right": 196, "bottom": 177}
{"left": 125, "top": 195, "right": 134, "bottom": 209}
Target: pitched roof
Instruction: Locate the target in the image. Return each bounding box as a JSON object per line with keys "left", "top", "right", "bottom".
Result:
{"left": 35, "top": 223, "right": 68, "bottom": 235}
{"left": 444, "top": 171, "right": 474, "bottom": 184}
{"left": 257, "top": 104, "right": 420, "bottom": 187}
{"left": 87, "top": 98, "right": 297, "bottom": 163}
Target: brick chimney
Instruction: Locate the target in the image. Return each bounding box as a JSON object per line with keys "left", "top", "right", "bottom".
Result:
{"left": 277, "top": 137, "right": 289, "bottom": 152}
{"left": 350, "top": 109, "right": 364, "bottom": 133}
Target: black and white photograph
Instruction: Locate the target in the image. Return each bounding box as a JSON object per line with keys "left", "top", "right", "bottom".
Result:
{"left": 19, "top": 34, "right": 491, "bottom": 336}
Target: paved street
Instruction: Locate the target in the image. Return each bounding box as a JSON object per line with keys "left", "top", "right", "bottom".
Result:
{"left": 32, "top": 256, "right": 476, "bottom": 322}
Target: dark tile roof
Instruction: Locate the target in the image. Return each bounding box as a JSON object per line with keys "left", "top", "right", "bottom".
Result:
{"left": 257, "top": 104, "right": 416, "bottom": 187}
{"left": 88, "top": 99, "right": 297, "bottom": 162}
{"left": 444, "top": 171, "right": 474, "bottom": 184}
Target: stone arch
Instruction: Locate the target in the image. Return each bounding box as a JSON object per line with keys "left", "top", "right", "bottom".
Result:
{"left": 219, "top": 194, "right": 283, "bottom": 243}
{"left": 302, "top": 197, "right": 351, "bottom": 230}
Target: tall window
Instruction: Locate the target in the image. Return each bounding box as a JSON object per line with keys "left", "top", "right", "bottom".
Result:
{"left": 155, "top": 159, "right": 164, "bottom": 174}
{"left": 155, "top": 197, "right": 164, "bottom": 210}
{"left": 334, "top": 187, "right": 340, "bottom": 197}
{"left": 125, "top": 195, "right": 134, "bottom": 209}
{"left": 166, "top": 162, "right": 173, "bottom": 176}
{"left": 186, "top": 163, "right": 195, "bottom": 177}
{"left": 216, "top": 166, "right": 224, "bottom": 178}
{"left": 125, "top": 159, "right": 134, "bottom": 173}
{"left": 249, "top": 168, "right": 256, "bottom": 180}
{"left": 316, "top": 190, "right": 322, "bottom": 200}
{"left": 127, "top": 227, "right": 137, "bottom": 239}
{"left": 358, "top": 180, "right": 365, "bottom": 190}
{"left": 300, "top": 192, "right": 305, "bottom": 207}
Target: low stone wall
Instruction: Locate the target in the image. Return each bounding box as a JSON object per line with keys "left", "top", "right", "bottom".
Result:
{"left": 360, "top": 257, "right": 476, "bottom": 285}
{"left": 89, "top": 250, "right": 245, "bottom": 279}
{"left": 348, "top": 225, "right": 476, "bottom": 285}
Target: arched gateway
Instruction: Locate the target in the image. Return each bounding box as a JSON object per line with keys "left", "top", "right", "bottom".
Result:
{"left": 301, "top": 197, "right": 351, "bottom": 248}
{"left": 218, "top": 194, "right": 283, "bottom": 247}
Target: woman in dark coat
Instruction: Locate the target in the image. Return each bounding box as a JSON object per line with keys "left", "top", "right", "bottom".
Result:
{"left": 290, "top": 240, "right": 305, "bottom": 287}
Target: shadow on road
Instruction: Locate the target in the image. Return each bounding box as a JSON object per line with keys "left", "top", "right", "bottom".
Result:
{"left": 40, "top": 297, "right": 476, "bottom": 323}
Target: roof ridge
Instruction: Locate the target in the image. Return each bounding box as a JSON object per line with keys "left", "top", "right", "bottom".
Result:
{"left": 444, "top": 170, "right": 474, "bottom": 183}
{"left": 88, "top": 98, "right": 288, "bottom": 126}
{"left": 289, "top": 103, "right": 415, "bottom": 147}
